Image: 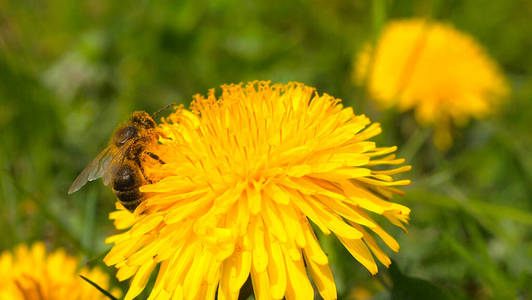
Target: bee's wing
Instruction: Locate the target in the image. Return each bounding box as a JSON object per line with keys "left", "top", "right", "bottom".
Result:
{"left": 68, "top": 145, "right": 114, "bottom": 194}
{"left": 101, "top": 143, "right": 130, "bottom": 187}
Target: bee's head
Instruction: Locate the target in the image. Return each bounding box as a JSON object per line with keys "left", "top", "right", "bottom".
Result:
{"left": 130, "top": 111, "right": 156, "bottom": 129}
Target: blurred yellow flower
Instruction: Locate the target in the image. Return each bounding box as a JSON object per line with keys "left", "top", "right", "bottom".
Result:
{"left": 348, "top": 286, "right": 374, "bottom": 300}
{"left": 104, "top": 81, "right": 410, "bottom": 300}
{"left": 0, "top": 243, "right": 120, "bottom": 300}
{"left": 355, "top": 19, "right": 509, "bottom": 150}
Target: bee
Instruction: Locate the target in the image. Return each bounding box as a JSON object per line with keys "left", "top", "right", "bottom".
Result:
{"left": 68, "top": 111, "right": 165, "bottom": 212}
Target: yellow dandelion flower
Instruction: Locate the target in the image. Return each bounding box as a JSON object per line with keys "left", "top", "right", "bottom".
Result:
{"left": 0, "top": 242, "right": 121, "bottom": 300}
{"left": 104, "top": 81, "right": 411, "bottom": 300}
{"left": 355, "top": 19, "right": 509, "bottom": 150}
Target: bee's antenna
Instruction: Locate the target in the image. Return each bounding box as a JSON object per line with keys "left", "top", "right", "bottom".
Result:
{"left": 152, "top": 103, "right": 176, "bottom": 118}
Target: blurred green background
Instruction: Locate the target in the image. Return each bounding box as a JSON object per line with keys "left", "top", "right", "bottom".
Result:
{"left": 1, "top": 0, "right": 531, "bottom": 299}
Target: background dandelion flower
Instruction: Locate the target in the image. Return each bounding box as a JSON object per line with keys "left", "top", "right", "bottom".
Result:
{"left": 0, "top": 243, "right": 120, "bottom": 300}
{"left": 104, "top": 81, "right": 411, "bottom": 300}
{"left": 355, "top": 19, "right": 509, "bottom": 150}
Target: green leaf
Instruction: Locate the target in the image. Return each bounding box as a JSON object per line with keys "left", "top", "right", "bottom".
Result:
{"left": 79, "top": 275, "right": 118, "bottom": 300}
{"left": 389, "top": 261, "right": 452, "bottom": 300}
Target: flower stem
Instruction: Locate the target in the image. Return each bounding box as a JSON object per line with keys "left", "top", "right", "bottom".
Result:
{"left": 399, "top": 127, "right": 431, "bottom": 162}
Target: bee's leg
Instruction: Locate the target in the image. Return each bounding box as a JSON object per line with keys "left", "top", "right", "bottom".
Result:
{"left": 135, "top": 159, "right": 154, "bottom": 184}
{"left": 129, "top": 146, "right": 153, "bottom": 184}
{"left": 145, "top": 151, "right": 166, "bottom": 164}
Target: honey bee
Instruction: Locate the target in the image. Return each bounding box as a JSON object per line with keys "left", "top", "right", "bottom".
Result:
{"left": 68, "top": 111, "right": 165, "bottom": 212}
